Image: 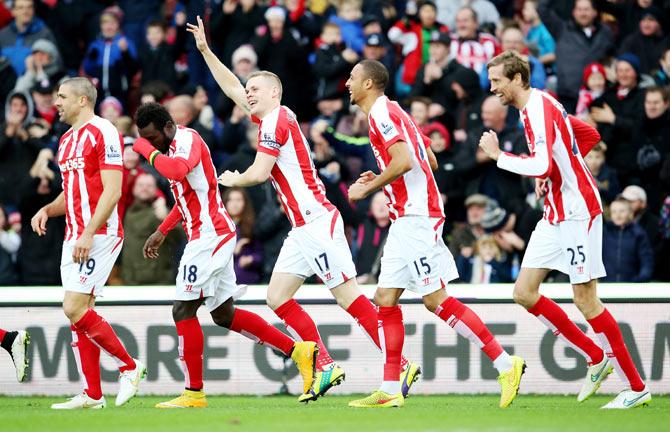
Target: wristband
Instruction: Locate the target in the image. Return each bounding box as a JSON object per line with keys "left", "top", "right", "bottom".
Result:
{"left": 149, "top": 150, "right": 160, "bottom": 166}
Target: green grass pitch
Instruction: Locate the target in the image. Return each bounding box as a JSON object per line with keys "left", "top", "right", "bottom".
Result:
{"left": 2, "top": 395, "right": 668, "bottom": 432}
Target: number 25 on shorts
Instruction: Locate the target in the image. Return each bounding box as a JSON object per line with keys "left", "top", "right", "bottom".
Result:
{"left": 566, "top": 245, "right": 585, "bottom": 266}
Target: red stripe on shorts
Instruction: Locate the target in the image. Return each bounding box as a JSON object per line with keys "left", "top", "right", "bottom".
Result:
{"left": 211, "top": 232, "right": 236, "bottom": 256}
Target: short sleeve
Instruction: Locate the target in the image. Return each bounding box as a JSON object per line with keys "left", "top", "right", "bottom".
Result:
{"left": 96, "top": 127, "right": 123, "bottom": 171}
{"left": 172, "top": 130, "right": 202, "bottom": 170}
{"left": 257, "top": 110, "right": 288, "bottom": 157}
{"left": 371, "top": 109, "right": 403, "bottom": 150}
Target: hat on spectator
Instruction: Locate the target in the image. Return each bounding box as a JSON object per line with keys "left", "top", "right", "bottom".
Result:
{"left": 429, "top": 31, "right": 451, "bottom": 46}
{"left": 621, "top": 185, "right": 647, "bottom": 203}
{"left": 361, "top": 15, "right": 381, "bottom": 28}
{"left": 616, "top": 53, "right": 641, "bottom": 77}
{"left": 481, "top": 203, "right": 510, "bottom": 233}
{"left": 640, "top": 6, "right": 663, "bottom": 23}
{"left": 100, "top": 96, "right": 123, "bottom": 115}
{"left": 265, "top": 6, "right": 286, "bottom": 22}
{"left": 365, "top": 33, "right": 385, "bottom": 47}
{"left": 232, "top": 44, "right": 258, "bottom": 66}
{"left": 582, "top": 62, "right": 606, "bottom": 85}
{"left": 465, "top": 193, "right": 491, "bottom": 208}
{"left": 31, "top": 39, "right": 58, "bottom": 59}
{"left": 101, "top": 5, "right": 124, "bottom": 23}
{"left": 32, "top": 78, "right": 55, "bottom": 95}
{"left": 423, "top": 121, "right": 451, "bottom": 150}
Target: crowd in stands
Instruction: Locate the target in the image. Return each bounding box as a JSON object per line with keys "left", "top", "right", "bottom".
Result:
{"left": 1, "top": 0, "right": 669, "bottom": 286}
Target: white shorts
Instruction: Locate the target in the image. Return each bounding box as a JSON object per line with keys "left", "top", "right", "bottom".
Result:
{"left": 61, "top": 234, "right": 123, "bottom": 297}
{"left": 273, "top": 209, "right": 357, "bottom": 289}
{"left": 522, "top": 215, "right": 606, "bottom": 284}
{"left": 176, "top": 233, "right": 246, "bottom": 312}
{"left": 378, "top": 216, "right": 459, "bottom": 296}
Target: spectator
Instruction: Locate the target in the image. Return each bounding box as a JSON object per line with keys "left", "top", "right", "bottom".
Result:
{"left": 457, "top": 95, "right": 527, "bottom": 212}
{"left": 447, "top": 193, "right": 489, "bottom": 257}
{"left": 119, "top": 142, "right": 147, "bottom": 221}
{"left": 409, "top": 31, "right": 481, "bottom": 130}
{"left": 30, "top": 79, "right": 57, "bottom": 128}
{"left": 481, "top": 202, "right": 530, "bottom": 259}
{"left": 619, "top": 6, "right": 666, "bottom": 75}
{"left": 99, "top": 96, "right": 124, "bottom": 124}
{"left": 0, "top": 0, "right": 56, "bottom": 76}
{"left": 252, "top": 6, "right": 311, "bottom": 117}
{"left": 621, "top": 185, "right": 660, "bottom": 251}
{"left": 354, "top": 191, "right": 390, "bottom": 284}
{"left": 409, "top": 96, "right": 431, "bottom": 130}
{"left": 538, "top": 0, "right": 615, "bottom": 113}
{"left": 117, "top": 0, "right": 162, "bottom": 51}
{"left": 13, "top": 39, "right": 64, "bottom": 94}
{"left": 657, "top": 195, "right": 670, "bottom": 280}
{"left": 361, "top": 17, "right": 395, "bottom": 73}
{"left": 590, "top": 54, "right": 645, "bottom": 186}
{"left": 0, "top": 90, "right": 43, "bottom": 208}
{"left": 328, "top": 0, "right": 366, "bottom": 55}
{"left": 479, "top": 26, "right": 546, "bottom": 90}
{"left": 637, "top": 86, "right": 670, "bottom": 213}
{"left": 185, "top": 84, "right": 218, "bottom": 141}
{"left": 139, "top": 19, "right": 186, "bottom": 90}
{"left": 211, "top": 0, "right": 265, "bottom": 67}
{"left": 522, "top": 0, "right": 556, "bottom": 67}
{"left": 576, "top": 62, "right": 607, "bottom": 118}
{"left": 166, "top": 95, "right": 216, "bottom": 151}
{"left": 436, "top": 0, "right": 500, "bottom": 29}
{"left": 583, "top": 142, "right": 620, "bottom": 204}
{"left": 121, "top": 173, "right": 180, "bottom": 285}
{"left": 0, "top": 56, "right": 17, "bottom": 116}
{"left": 0, "top": 204, "right": 20, "bottom": 285}
{"left": 16, "top": 150, "right": 63, "bottom": 284}
{"left": 602, "top": 197, "right": 654, "bottom": 282}
{"left": 456, "top": 235, "right": 512, "bottom": 283}
{"left": 223, "top": 187, "right": 263, "bottom": 285}
{"left": 653, "top": 45, "right": 670, "bottom": 86}
{"left": 594, "top": 0, "right": 666, "bottom": 44}
{"left": 215, "top": 44, "right": 259, "bottom": 120}
{"left": 312, "top": 22, "right": 358, "bottom": 104}
{"left": 449, "top": 7, "right": 501, "bottom": 75}
{"left": 82, "top": 6, "right": 139, "bottom": 106}
{"left": 254, "top": 195, "right": 292, "bottom": 282}
{"left": 388, "top": 0, "right": 449, "bottom": 88}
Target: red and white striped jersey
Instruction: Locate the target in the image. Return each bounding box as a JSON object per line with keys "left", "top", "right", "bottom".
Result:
{"left": 368, "top": 95, "right": 444, "bottom": 221}
{"left": 497, "top": 89, "right": 602, "bottom": 224}
{"left": 450, "top": 32, "right": 500, "bottom": 74}
{"left": 254, "top": 105, "right": 335, "bottom": 227}
{"left": 58, "top": 115, "right": 124, "bottom": 240}
{"left": 167, "top": 126, "right": 235, "bottom": 241}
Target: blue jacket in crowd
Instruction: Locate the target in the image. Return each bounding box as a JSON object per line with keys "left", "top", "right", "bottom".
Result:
{"left": 602, "top": 221, "right": 654, "bottom": 282}
{"left": 0, "top": 17, "right": 55, "bottom": 76}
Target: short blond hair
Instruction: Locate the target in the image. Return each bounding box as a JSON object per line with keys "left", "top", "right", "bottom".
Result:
{"left": 61, "top": 77, "right": 98, "bottom": 107}
{"left": 248, "top": 70, "right": 283, "bottom": 100}
{"left": 487, "top": 50, "right": 531, "bottom": 89}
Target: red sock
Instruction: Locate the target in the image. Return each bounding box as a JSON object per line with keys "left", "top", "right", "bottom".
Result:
{"left": 378, "top": 306, "right": 404, "bottom": 381}
{"left": 176, "top": 317, "right": 204, "bottom": 391}
{"left": 0, "top": 328, "right": 6, "bottom": 342}
{"left": 436, "top": 297, "right": 504, "bottom": 361}
{"left": 229, "top": 308, "right": 295, "bottom": 356}
{"left": 588, "top": 309, "right": 645, "bottom": 391}
{"left": 528, "top": 296, "right": 604, "bottom": 365}
{"left": 74, "top": 309, "right": 136, "bottom": 372}
{"left": 275, "top": 299, "right": 334, "bottom": 370}
{"left": 70, "top": 325, "right": 102, "bottom": 400}
{"left": 346, "top": 295, "right": 410, "bottom": 368}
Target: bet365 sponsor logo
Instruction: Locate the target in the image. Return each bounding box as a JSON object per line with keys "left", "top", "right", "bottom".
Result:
{"left": 60, "top": 157, "right": 85, "bottom": 172}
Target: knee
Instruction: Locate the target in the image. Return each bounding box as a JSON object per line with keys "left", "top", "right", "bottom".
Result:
{"left": 573, "top": 290, "right": 599, "bottom": 315}
{"left": 211, "top": 305, "right": 235, "bottom": 329}
{"left": 513, "top": 284, "right": 537, "bottom": 309}
{"left": 422, "top": 297, "right": 441, "bottom": 314}
{"left": 62, "top": 300, "right": 87, "bottom": 323}
{"left": 266, "top": 289, "right": 289, "bottom": 311}
{"left": 172, "top": 302, "right": 192, "bottom": 322}
{"left": 373, "top": 289, "right": 396, "bottom": 307}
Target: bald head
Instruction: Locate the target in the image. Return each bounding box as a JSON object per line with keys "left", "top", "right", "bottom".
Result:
{"left": 501, "top": 27, "right": 525, "bottom": 53}
{"left": 167, "top": 95, "right": 195, "bottom": 125}
{"left": 481, "top": 95, "right": 508, "bottom": 130}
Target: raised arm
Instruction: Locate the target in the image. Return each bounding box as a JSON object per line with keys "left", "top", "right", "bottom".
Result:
{"left": 187, "top": 16, "right": 250, "bottom": 114}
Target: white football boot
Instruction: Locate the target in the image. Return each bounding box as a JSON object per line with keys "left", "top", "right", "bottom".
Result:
{"left": 602, "top": 387, "right": 652, "bottom": 409}
{"left": 116, "top": 358, "right": 147, "bottom": 406}
{"left": 577, "top": 355, "right": 613, "bottom": 402}
{"left": 9, "top": 330, "right": 30, "bottom": 382}
{"left": 51, "top": 393, "right": 106, "bottom": 410}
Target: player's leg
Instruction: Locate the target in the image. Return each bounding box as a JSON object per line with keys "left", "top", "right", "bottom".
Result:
{"left": 210, "top": 298, "right": 317, "bottom": 395}
{"left": 574, "top": 281, "right": 651, "bottom": 408}
{"left": 70, "top": 296, "right": 102, "bottom": 400}
{"left": 0, "top": 327, "right": 30, "bottom": 383}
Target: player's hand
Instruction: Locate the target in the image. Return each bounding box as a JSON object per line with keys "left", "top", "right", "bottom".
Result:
{"left": 186, "top": 16, "right": 210, "bottom": 53}
{"left": 347, "top": 182, "right": 368, "bottom": 202}
{"left": 31, "top": 207, "right": 49, "bottom": 236}
{"left": 143, "top": 231, "right": 166, "bottom": 259}
{"left": 218, "top": 170, "right": 240, "bottom": 186}
{"left": 73, "top": 232, "right": 94, "bottom": 264}
{"left": 356, "top": 170, "right": 376, "bottom": 185}
{"left": 535, "top": 178, "right": 548, "bottom": 200}
{"left": 478, "top": 130, "right": 501, "bottom": 160}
